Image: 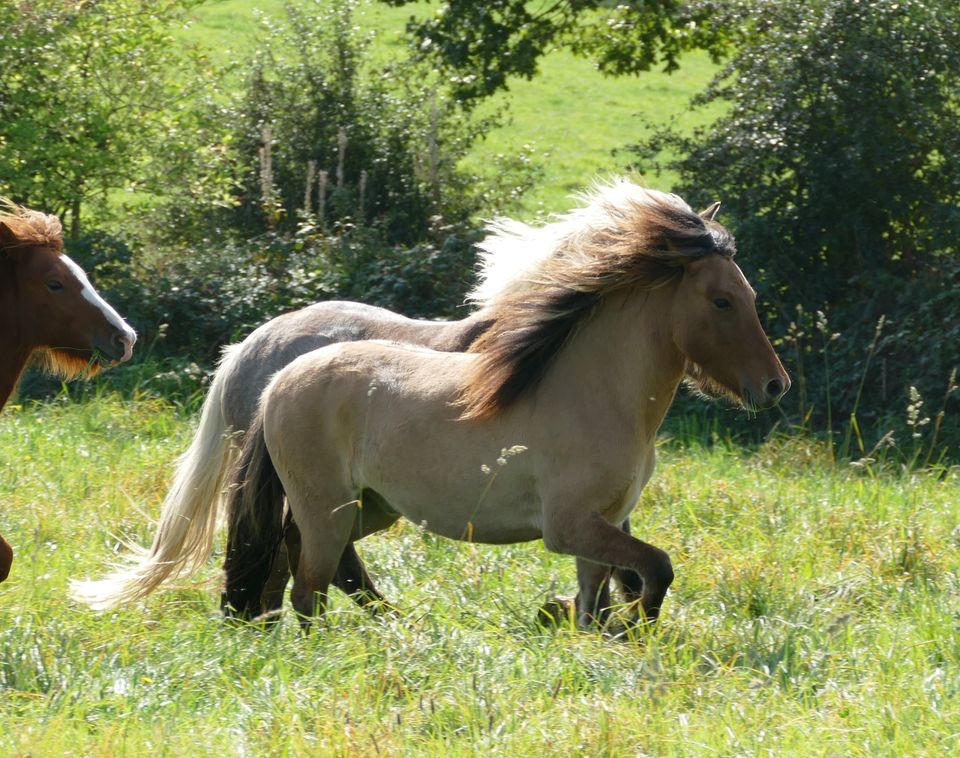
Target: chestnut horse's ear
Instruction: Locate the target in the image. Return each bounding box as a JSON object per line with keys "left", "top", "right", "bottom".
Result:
{"left": 699, "top": 202, "right": 721, "bottom": 222}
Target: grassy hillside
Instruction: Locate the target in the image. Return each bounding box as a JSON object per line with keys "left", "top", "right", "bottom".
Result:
{"left": 180, "top": 0, "right": 721, "bottom": 215}
{"left": 0, "top": 396, "right": 957, "bottom": 754}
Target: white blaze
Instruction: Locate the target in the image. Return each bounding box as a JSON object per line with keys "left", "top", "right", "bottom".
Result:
{"left": 60, "top": 255, "right": 137, "bottom": 356}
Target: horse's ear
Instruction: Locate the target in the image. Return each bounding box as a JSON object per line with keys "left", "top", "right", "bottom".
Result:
{"left": 699, "top": 202, "right": 721, "bottom": 222}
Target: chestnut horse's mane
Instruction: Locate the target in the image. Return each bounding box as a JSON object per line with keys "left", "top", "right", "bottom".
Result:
{"left": 459, "top": 178, "right": 736, "bottom": 420}
{"left": 0, "top": 198, "right": 64, "bottom": 251}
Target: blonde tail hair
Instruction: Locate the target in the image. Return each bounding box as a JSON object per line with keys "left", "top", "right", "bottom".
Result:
{"left": 70, "top": 345, "right": 243, "bottom": 609}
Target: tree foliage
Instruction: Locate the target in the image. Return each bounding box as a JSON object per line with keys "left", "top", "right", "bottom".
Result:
{"left": 0, "top": 0, "right": 218, "bottom": 237}
{"left": 82, "top": 1, "right": 538, "bottom": 358}
{"left": 221, "top": 0, "right": 529, "bottom": 243}
{"left": 383, "top": 0, "right": 734, "bottom": 100}
{"left": 636, "top": 0, "right": 960, "bottom": 441}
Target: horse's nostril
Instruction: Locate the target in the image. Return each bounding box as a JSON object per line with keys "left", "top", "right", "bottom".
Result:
{"left": 766, "top": 378, "right": 783, "bottom": 398}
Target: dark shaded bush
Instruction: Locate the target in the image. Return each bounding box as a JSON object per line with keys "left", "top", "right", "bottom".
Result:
{"left": 635, "top": 0, "right": 960, "bottom": 454}
{"left": 69, "top": 221, "right": 480, "bottom": 363}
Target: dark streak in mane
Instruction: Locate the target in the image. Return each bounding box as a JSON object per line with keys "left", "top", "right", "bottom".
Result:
{"left": 459, "top": 182, "right": 736, "bottom": 420}
{"left": 451, "top": 318, "right": 497, "bottom": 351}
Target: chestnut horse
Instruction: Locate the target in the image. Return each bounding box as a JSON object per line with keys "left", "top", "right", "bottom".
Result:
{"left": 222, "top": 183, "right": 790, "bottom": 629}
{"left": 0, "top": 200, "right": 137, "bottom": 583}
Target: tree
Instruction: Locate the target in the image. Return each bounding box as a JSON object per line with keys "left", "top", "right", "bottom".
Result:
{"left": 223, "top": 0, "right": 533, "bottom": 242}
{"left": 0, "top": 0, "right": 218, "bottom": 238}
{"left": 635, "top": 0, "right": 960, "bottom": 442}
{"left": 382, "top": 0, "right": 735, "bottom": 101}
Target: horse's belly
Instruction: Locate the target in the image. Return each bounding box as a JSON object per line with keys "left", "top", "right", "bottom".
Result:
{"left": 367, "top": 474, "right": 543, "bottom": 546}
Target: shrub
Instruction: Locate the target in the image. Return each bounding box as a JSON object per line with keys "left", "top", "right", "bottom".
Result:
{"left": 635, "top": 0, "right": 960, "bottom": 453}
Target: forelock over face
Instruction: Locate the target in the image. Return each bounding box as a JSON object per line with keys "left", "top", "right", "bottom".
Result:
{"left": 704, "top": 219, "right": 736, "bottom": 258}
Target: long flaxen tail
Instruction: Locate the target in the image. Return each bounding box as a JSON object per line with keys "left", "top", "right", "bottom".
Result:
{"left": 221, "top": 409, "right": 286, "bottom": 619}
{"left": 70, "top": 345, "right": 245, "bottom": 609}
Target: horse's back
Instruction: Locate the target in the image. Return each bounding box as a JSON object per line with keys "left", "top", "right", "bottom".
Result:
{"left": 219, "top": 301, "right": 462, "bottom": 430}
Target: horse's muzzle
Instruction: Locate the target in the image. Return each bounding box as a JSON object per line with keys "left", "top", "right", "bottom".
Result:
{"left": 95, "top": 328, "right": 137, "bottom": 364}
{"left": 742, "top": 373, "right": 791, "bottom": 410}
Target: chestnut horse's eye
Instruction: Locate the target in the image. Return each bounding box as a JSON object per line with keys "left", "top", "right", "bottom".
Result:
{"left": 47, "top": 280, "right": 64, "bottom": 292}
{"left": 713, "top": 297, "right": 732, "bottom": 310}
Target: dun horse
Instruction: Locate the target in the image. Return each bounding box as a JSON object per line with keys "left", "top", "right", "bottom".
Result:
{"left": 0, "top": 200, "right": 137, "bottom": 583}
{"left": 227, "top": 182, "right": 789, "bottom": 628}
{"left": 72, "top": 181, "right": 655, "bottom": 615}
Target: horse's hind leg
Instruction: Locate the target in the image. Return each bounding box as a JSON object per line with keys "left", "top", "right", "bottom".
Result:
{"left": 281, "top": 496, "right": 396, "bottom": 613}
{"left": 286, "top": 518, "right": 388, "bottom": 609}
{"left": 257, "top": 507, "right": 298, "bottom": 617}
{"left": 334, "top": 543, "right": 388, "bottom": 609}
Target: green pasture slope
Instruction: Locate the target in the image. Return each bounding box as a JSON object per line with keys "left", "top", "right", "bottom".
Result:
{"left": 0, "top": 396, "right": 957, "bottom": 755}
{"left": 181, "top": 0, "right": 723, "bottom": 215}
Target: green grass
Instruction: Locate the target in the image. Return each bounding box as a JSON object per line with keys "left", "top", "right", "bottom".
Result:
{"left": 1, "top": 396, "right": 957, "bottom": 755}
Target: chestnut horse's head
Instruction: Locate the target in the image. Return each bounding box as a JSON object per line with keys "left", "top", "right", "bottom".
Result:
{"left": 0, "top": 203, "right": 136, "bottom": 378}
{"left": 672, "top": 206, "right": 790, "bottom": 411}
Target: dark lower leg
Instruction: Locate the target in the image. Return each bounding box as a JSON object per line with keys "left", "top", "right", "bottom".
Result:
{"left": 333, "top": 542, "right": 387, "bottom": 609}
{"left": 612, "top": 519, "right": 644, "bottom": 605}
{"left": 575, "top": 558, "right": 612, "bottom": 628}
{"left": 221, "top": 496, "right": 284, "bottom": 619}
{"left": 547, "top": 511, "right": 673, "bottom": 622}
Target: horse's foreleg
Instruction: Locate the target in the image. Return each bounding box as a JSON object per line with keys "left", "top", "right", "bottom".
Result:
{"left": 544, "top": 511, "right": 673, "bottom": 622}
{"left": 569, "top": 521, "right": 644, "bottom": 629}
{"left": 288, "top": 500, "right": 357, "bottom": 629}
{"left": 612, "top": 519, "right": 645, "bottom": 607}
{"left": 0, "top": 533, "right": 12, "bottom": 584}
{"left": 574, "top": 558, "right": 612, "bottom": 628}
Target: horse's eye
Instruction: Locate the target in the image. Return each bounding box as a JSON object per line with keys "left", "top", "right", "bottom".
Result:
{"left": 47, "top": 280, "right": 64, "bottom": 292}
{"left": 713, "top": 297, "right": 732, "bottom": 310}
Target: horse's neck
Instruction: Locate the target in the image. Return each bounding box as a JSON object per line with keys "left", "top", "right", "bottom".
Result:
{"left": 0, "top": 273, "right": 30, "bottom": 410}
{"left": 540, "top": 286, "right": 685, "bottom": 440}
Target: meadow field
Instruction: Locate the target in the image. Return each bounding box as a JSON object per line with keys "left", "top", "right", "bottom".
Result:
{"left": 0, "top": 395, "right": 957, "bottom": 755}
{"left": 2, "top": 2, "right": 958, "bottom": 756}
{"left": 180, "top": 0, "right": 723, "bottom": 215}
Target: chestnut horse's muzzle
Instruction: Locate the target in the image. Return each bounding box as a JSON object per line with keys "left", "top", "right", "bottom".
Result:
{"left": 94, "top": 327, "right": 137, "bottom": 364}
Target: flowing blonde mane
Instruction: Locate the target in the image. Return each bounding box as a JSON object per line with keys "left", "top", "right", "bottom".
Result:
{"left": 0, "top": 198, "right": 64, "bottom": 251}
{"left": 459, "top": 178, "right": 735, "bottom": 420}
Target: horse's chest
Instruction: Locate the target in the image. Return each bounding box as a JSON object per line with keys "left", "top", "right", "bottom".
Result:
{"left": 600, "top": 450, "right": 656, "bottom": 524}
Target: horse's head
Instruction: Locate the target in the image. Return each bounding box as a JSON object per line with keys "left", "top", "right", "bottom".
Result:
{"left": 671, "top": 217, "right": 789, "bottom": 411}
{"left": 0, "top": 221, "right": 137, "bottom": 377}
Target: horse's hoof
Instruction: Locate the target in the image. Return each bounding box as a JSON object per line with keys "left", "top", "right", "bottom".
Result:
{"left": 536, "top": 595, "right": 576, "bottom": 628}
